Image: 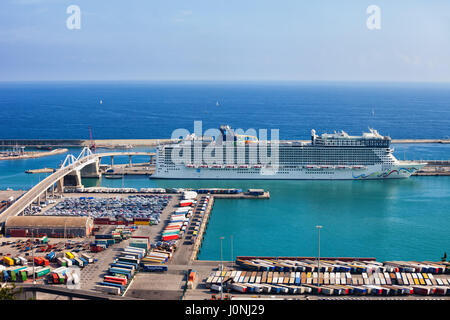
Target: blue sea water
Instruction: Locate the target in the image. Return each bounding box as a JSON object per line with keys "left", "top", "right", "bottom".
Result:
{"left": 0, "top": 81, "right": 449, "bottom": 261}
{"left": 1, "top": 81, "right": 450, "bottom": 139}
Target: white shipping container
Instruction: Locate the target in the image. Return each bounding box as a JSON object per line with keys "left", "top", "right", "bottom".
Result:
{"left": 63, "top": 257, "right": 73, "bottom": 266}
{"left": 53, "top": 267, "right": 67, "bottom": 274}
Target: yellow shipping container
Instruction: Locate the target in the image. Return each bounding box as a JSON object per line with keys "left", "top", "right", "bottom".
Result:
{"left": 65, "top": 252, "right": 74, "bottom": 259}
{"left": 3, "top": 256, "right": 14, "bottom": 266}
{"left": 141, "top": 258, "right": 164, "bottom": 264}
{"left": 134, "top": 221, "right": 150, "bottom": 225}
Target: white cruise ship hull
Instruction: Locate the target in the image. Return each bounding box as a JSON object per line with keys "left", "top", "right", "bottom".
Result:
{"left": 152, "top": 162, "right": 424, "bottom": 180}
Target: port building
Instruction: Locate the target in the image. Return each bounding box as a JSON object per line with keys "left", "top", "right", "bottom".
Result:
{"left": 4, "top": 216, "right": 93, "bottom": 238}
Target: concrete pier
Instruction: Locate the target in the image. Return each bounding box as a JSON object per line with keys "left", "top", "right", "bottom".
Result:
{"left": 190, "top": 197, "right": 215, "bottom": 262}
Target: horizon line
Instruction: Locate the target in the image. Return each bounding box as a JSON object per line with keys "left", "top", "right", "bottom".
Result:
{"left": 1, "top": 79, "right": 450, "bottom": 84}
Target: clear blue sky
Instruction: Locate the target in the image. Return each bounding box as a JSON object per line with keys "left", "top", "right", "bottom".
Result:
{"left": 1, "top": 0, "right": 450, "bottom": 81}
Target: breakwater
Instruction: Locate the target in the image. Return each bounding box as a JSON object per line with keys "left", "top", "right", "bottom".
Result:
{"left": 0, "top": 138, "right": 449, "bottom": 148}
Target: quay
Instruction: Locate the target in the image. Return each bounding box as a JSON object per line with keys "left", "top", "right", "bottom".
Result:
{"left": 213, "top": 190, "right": 270, "bottom": 199}
{"left": 413, "top": 160, "right": 450, "bottom": 176}
{"left": 25, "top": 168, "right": 55, "bottom": 174}
{"left": 190, "top": 196, "right": 214, "bottom": 262}
{"left": 0, "top": 148, "right": 68, "bottom": 161}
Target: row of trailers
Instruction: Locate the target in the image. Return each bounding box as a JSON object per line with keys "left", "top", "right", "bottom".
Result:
{"left": 205, "top": 270, "right": 450, "bottom": 297}
{"left": 0, "top": 265, "right": 51, "bottom": 282}
{"left": 94, "top": 246, "right": 145, "bottom": 295}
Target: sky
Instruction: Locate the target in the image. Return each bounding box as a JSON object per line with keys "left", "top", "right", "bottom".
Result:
{"left": 0, "top": 0, "right": 450, "bottom": 82}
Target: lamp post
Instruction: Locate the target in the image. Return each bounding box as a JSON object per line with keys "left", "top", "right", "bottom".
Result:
{"left": 230, "top": 235, "right": 234, "bottom": 268}
{"left": 32, "top": 229, "right": 36, "bottom": 285}
{"left": 220, "top": 236, "right": 224, "bottom": 300}
{"left": 316, "top": 225, "right": 322, "bottom": 287}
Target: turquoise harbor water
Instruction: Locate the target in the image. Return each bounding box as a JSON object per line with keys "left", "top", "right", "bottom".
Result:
{"left": 84, "top": 175, "right": 450, "bottom": 262}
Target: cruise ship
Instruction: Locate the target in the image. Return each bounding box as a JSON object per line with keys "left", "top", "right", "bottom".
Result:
{"left": 152, "top": 126, "right": 425, "bottom": 180}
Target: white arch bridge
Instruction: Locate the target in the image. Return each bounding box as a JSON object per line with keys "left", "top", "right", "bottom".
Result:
{"left": 0, "top": 147, "right": 155, "bottom": 223}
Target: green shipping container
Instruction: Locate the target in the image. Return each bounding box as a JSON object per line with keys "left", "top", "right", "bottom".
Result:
{"left": 21, "top": 271, "right": 27, "bottom": 282}
{"left": 36, "top": 267, "right": 50, "bottom": 278}
{"left": 10, "top": 271, "right": 16, "bottom": 282}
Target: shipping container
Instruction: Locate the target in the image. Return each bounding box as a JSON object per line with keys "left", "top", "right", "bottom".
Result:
{"left": 73, "top": 258, "right": 84, "bottom": 268}
{"left": 35, "top": 267, "right": 50, "bottom": 278}
{"left": 81, "top": 253, "right": 94, "bottom": 263}
{"left": 95, "top": 284, "right": 120, "bottom": 295}
{"left": 113, "top": 260, "right": 138, "bottom": 270}
{"left": 98, "top": 281, "right": 123, "bottom": 292}
{"left": 104, "top": 275, "right": 127, "bottom": 285}
{"left": 111, "top": 263, "right": 135, "bottom": 272}
{"left": 3, "top": 256, "right": 14, "bottom": 266}
{"left": 79, "top": 257, "right": 88, "bottom": 266}
{"left": 117, "top": 257, "right": 139, "bottom": 265}
{"left": 65, "top": 252, "right": 75, "bottom": 259}
{"left": 142, "top": 264, "right": 168, "bottom": 272}
{"left": 46, "top": 251, "right": 56, "bottom": 261}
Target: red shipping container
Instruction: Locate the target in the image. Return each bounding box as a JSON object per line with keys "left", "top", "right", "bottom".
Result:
{"left": 162, "top": 234, "right": 179, "bottom": 241}
{"left": 104, "top": 276, "right": 127, "bottom": 285}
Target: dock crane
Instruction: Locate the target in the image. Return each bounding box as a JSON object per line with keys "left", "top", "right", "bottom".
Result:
{"left": 89, "top": 127, "right": 96, "bottom": 152}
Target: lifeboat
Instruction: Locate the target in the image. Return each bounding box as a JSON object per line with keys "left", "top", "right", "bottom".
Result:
{"left": 199, "top": 165, "right": 208, "bottom": 168}
{"left": 321, "top": 165, "right": 334, "bottom": 169}
{"left": 352, "top": 166, "right": 366, "bottom": 170}
{"left": 305, "top": 165, "right": 318, "bottom": 169}
{"left": 186, "top": 164, "right": 194, "bottom": 168}
{"left": 336, "top": 166, "right": 346, "bottom": 170}
{"left": 212, "top": 165, "right": 223, "bottom": 169}
{"left": 238, "top": 165, "right": 249, "bottom": 169}
{"left": 225, "top": 165, "right": 236, "bottom": 169}
{"left": 253, "top": 165, "right": 263, "bottom": 168}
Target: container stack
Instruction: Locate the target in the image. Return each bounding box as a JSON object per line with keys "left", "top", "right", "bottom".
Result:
{"left": 129, "top": 236, "right": 150, "bottom": 253}
{"left": 162, "top": 210, "right": 190, "bottom": 241}
{"left": 48, "top": 267, "right": 68, "bottom": 284}
{"left": 190, "top": 196, "right": 210, "bottom": 241}
{"left": 96, "top": 246, "right": 142, "bottom": 295}
{"left": 187, "top": 269, "right": 197, "bottom": 289}
{"left": 206, "top": 258, "right": 450, "bottom": 296}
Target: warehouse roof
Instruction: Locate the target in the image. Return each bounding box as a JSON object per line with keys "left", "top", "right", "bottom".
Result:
{"left": 5, "top": 216, "right": 92, "bottom": 228}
